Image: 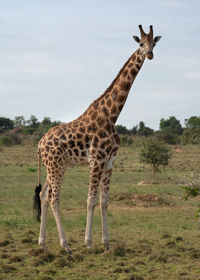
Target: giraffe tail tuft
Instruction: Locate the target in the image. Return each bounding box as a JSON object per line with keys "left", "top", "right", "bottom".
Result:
{"left": 33, "top": 147, "right": 42, "bottom": 221}
{"left": 33, "top": 184, "right": 42, "bottom": 221}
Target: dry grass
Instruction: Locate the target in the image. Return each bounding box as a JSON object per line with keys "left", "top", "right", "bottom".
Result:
{"left": 0, "top": 144, "right": 200, "bottom": 279}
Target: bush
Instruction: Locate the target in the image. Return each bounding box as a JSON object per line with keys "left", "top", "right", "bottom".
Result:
{"left": 139, "top": 141, "right": 171, "bottom": 179}
{"left": 120, "top": 135, "right": 133, "bottom": 146}
{"left": 181, "top": 128, "right": 200, "bottom": 145}
{"left": 155, "top": 130, "right": 180, "bottom": 145}
{"left": 160, "top": 116, "right": 183, "bottom": 135}
{"left": 115, "top": 125, "right": 130, "bottom": 135}
{"left": 179, "top": 175, "right": 200, "bottom": 217}
{"left": 0, "top": 135, "right": 14, "bottom": 146}
{"left": 0, "top": 133, "right": 22, "bottom": 146}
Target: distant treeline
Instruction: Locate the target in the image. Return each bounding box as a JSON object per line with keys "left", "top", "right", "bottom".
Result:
{"left": 0, "top": 115, "right": 200, "bottom": 146}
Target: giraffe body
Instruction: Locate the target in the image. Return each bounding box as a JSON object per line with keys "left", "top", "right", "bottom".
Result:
{"left": 35, "top": 25, "right": 161, "bottom": 252}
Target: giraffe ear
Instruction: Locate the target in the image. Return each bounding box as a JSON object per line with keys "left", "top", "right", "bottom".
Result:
{"left": 154, "top": 36, "right": 161, "bottom": 43}
{"left": 133, "top": 36, "right": 140, "bottom": 43}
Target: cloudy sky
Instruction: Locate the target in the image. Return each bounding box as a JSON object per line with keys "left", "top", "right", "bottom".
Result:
{"left": 0, "top": 0, "right": 199, "bottom": 129}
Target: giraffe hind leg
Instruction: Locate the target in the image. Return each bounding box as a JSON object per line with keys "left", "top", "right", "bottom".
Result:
{"left": 48, "top": 172, "right": 71, "bottom": 253}
{"left": 38, "top": 180, "right": 49, "bottom": 249}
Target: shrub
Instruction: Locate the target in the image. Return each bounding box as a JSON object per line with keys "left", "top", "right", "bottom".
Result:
{"left": 155, "top": 130, "right": 180, "bottom": 145}
{"left": 179, "top": 175, "right": 200, "bottom": 218}
{"left": 160, "top": 116, "right": 183, "bottom": 135}
{"left": 120, "top": 135, "right": 133, "bottom": 146}
{"left": 139, "top": 141, "right": 171, "bottom": 179}
{"left": 0, "top": 133, "right": 22, "bottom": 146}
{"left": 0, "top": 135, "right": 14, "bottom": 146}
{"left": 181, "top": 127, "right": 200, "bottom": 145}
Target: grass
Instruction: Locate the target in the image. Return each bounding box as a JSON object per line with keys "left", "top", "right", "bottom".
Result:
{"left": 0, "top": 143, "right": 200, "bottom": 279}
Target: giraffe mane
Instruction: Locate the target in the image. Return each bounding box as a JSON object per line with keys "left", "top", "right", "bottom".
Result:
{"left": 99, "top": 54, "right": 133, "bottom": 98}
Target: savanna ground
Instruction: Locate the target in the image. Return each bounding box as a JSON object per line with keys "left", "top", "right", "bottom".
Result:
{"left": 0, "top": 143, "right": 200, "bottom": 280}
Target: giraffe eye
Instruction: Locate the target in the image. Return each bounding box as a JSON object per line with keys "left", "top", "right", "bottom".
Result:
{"left": 140, "top": 43, "right": 144, "bottom": 47}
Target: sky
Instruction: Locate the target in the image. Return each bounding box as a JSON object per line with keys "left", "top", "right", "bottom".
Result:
{"left": 0, "top": 0, "right": 200, "bottom": 129}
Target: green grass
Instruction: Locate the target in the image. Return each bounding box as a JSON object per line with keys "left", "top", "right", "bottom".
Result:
{"left": 0, "top": 143, "right": 200, "bottom": 279}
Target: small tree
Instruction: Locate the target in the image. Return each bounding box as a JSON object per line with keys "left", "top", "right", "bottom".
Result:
{"left": 179, "top": 175, "right": 200, "bottom": 218}
{"left": 27, "top": 115, "right": 39, "bottom": 128}
{"left": 14, "top": 116, "right": 26, "bottom": 128}
{"left": 139, "top": 141, "right": 171, "bottom": 179}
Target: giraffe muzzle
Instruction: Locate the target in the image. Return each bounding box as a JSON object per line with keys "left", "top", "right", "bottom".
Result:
{"left": 147, "top": 51, "right": 154, "bottom": 60}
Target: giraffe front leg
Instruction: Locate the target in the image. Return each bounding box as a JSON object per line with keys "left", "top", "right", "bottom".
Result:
{"left": 100, "top": 168, "right": 112, "bottom": 251}
{"left": 84, "top": 159, "right": 102, "bottom": 249}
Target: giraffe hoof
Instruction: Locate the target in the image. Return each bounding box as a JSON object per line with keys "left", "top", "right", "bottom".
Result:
{"left": 66, "top": 247, "right": 72, "bottom": 254}
{"left": 60, "top": 241, "right": 72, "bottom": 254}
{"left": 39, "top": 241, "right": 47, "bottom": 250}
{"left": 103, "top": 241, "right": 110, "bottom": 251}
{"left": 84, "top": 240, "right": 92, "bottom": 249}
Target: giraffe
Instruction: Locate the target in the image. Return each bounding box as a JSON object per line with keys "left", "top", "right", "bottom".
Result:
{"left": 33, "top": 25, "right": 161, "bottom": 253}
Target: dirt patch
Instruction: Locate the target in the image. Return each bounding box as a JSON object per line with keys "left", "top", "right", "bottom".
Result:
{"left": 93, "top": 247, "right": 105, "bottom": 255}
{"left": 137, "top": 181, "right": 151, "bottom": 185}
{"left": 111, "top": 192, "right": 170, "bottom": 207}
{"left": 40, "top": 276, "right": 53, "bottom": 280}
{"left": 21, "top": 238, "right": 33, "bottom": 244}
{"left": 8, "top": 255, "right": 24, "bottom": 263}
{"left": 131, "top": 245, "right": 152, "bottom": 257}
{"left": 73, "top": 253, "right": 84, "bottom": 262}
{"left": 113, "top": 243, "right": 126, "bottom": 257}
{"left": 0, "top": 240, "right": 10, "bottom": 247}
{"left": 29, "top": 248, "right": 44, "bottom": 257}
{"left": 162, "top": 233, "right": 171, "bottom": 239}
{"left": 26, "top": 230, "right": 35, "bottom": 237}
{"left": 0, "top": 253, "right": 10, "bottom": 259}
{"left": 129, "top": 275, "right": 144, "bottom": 280}
{"left": 189, "top": 248, "right": 200, "bottom": 259}
{"left": 38, "top": 251, "right": 55, "bottom": 263}
{"left": 175, "top": 148, "right": 182, "bottom": 153}
{"left": 166, "top": 240, "right": 177, "bottom": 248}
{"left": 1, "top": 264, "right": 16, "bottom": 273}
{"left": 43, "top": 269, "right": 56, "bottom": 276}
{"left": 54, "top": 257, "right": 70, "bottom": 268}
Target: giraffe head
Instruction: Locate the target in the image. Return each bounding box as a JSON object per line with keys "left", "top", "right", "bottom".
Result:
{"left": 133, "top": 25, "right": 161, "bottom": 60}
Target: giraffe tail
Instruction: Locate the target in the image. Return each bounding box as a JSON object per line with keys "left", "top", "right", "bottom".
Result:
{"left": 33, "top": 148, "right": 42, "bottom": 221}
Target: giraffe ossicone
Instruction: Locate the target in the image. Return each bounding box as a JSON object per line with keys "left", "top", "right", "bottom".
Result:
{"left": 33, "top": 25, "right": 161, "bottom": 252}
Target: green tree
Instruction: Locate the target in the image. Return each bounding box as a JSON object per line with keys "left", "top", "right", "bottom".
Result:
{"left": 41, "top": 117, "right": 52, "bottom": 127}
{"left": 130, "top": 125, "right": 138, "bottom": 135}
{"left": 139, "top": 141, "right": 171, "bottom": 179}
{"left": 185, "top": 116, "right": 200, "bottom": 128}
{"left": 0, "top": 117, "right": 14, "bottom": 130}
{"left": 115, "top": 124, "right": 130, "bottom": 135}
{"left": 160, "top": 116, "right": 183, "bottom": 135}
{"left": 137, "top": 121, "right": 154, "bottom": 137}
{"left": 14, "top": 116, "right": 26, "bottom": 128}
{"left": 27, "top": 115, "right": 39, "bottom": 128}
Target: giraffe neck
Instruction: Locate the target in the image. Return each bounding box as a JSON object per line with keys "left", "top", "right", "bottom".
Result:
{"left": 80, "top": 48, "right": 145, "bottom": 125}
